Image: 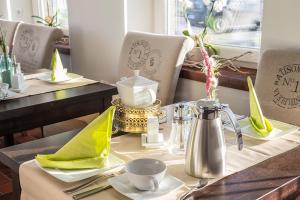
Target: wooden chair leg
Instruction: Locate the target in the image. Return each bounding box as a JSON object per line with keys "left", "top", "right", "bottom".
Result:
{"left": 4, "top": 134, "right": 14, "bottom": 146}
{"left": 12, "top": 172, "right": 21, "bottom": 200}
{"left": 41, "top": 127, "right": 45, "bottom": 138}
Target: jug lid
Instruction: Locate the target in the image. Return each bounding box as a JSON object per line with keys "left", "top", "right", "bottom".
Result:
{"left": 117, "top": 70, "right": 158, "bottom": 88}
{"left": 196, "top": 98, "right": 221, "bottom": 110}
{"left": 194, "top": 99, "right": 222, "bottom": 120}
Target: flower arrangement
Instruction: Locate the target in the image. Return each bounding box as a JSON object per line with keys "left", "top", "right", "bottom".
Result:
{"left": 180, "top": 0, "right": 250, "bottom": 100}
{"left": 32, "top": 11, "right": 60, "bottom": 27}
{"left": 198, "top": 37, "right": 220, "bottom": 99}
{"left": 0, "top": 28, "right": 9, "bottom": 70}
{"left": 32, "top": 1, "right": 60, "bottom": 27}
{"left": 181, "top": 0, "right": 219, "bottom": 55}
{"left": 0, "top": 28, "right": 13, "bottom": 86}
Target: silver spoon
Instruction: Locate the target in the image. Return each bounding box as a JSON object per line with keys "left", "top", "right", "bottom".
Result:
{"left": 180, "top": 178, "right": 208, "bottom": 200}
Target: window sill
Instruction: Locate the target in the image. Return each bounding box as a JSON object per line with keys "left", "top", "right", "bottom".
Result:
{"left": 179, "top": 65, "right": 257, "bottom": 91}
{"left": 55, "top": 43, "right": 70, "bottom": 55}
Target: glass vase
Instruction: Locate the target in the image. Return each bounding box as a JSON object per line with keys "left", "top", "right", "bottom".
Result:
{"left": 0, "top": 54, "right": 13, "bottom": 87}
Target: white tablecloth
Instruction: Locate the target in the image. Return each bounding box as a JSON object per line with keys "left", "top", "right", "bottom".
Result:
{"left": 19, "top": 105, "right": 300, "bottom": 200}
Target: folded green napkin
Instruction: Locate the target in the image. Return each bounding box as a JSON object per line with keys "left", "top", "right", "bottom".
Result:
{"left": 36, "top": 106, "right": 116, "bottom": 169}
{"left": 51, "top": 49, "right": 68, "bottom": 81}
{"left": 247, "top": 76, "right": 273, "bottom": 137}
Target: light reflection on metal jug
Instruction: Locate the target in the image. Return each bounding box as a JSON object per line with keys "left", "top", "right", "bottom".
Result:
{"left": 185, "top": 99, "right": 243, "bottom": 178}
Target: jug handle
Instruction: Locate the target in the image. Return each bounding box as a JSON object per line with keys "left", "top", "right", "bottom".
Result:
{"left": 222, "top": 104, "right": 243, "bottom": 151}
{"left": 192, "top": 105, "right": 201, "bottom": 118}
{"left": 143, "top": 88, "right": 156, "bottom": 104}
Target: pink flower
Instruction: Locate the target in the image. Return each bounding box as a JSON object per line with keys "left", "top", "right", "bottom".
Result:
{"left": 199, "top": 43, "right": 212, "bottom": 98}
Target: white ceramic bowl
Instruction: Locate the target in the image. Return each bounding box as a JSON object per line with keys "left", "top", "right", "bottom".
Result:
{"left": 116, "top": 71, "right": 158, "bottom": 108}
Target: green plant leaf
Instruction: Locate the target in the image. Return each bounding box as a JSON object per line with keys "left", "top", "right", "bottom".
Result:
{"left": 205, "top": 43, "right": 219, "bottom": 56}
{"left": 182, "top": 30, "right": 191, "bottom": 37}
{"left": 36, "top": 20, "right": 47, "bottom": 25}
{"left": 32, "top": 15, "right": 45, "bottom": 21}
{"left": 201, "top": 28, "right": 208, "bottom": 39}
{"left": 50, "top": 11, "right": 58, "bottom": 25}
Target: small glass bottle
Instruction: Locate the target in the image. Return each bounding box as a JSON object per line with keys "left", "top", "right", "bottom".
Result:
{"left": 168, "top": 103, "right": 193, "bottom": 155}
{"left": 0, "top": 51, "right": 13, "bottom": 87}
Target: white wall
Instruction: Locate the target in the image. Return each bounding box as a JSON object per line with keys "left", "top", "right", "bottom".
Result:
{"left": 10, "top": 0, "right": 33, "bottom": 23}
{"left": 127, "top": 0, "right": 154, "bottom": 32}
{"left": 67, "top": 0, "right": 157, "bottom": 82}
{"left": 261, "top": 0, "right": 300, "bottom": 51}
{"left": 0, "top": 0, "right": 33, "bottom": 22}
{"left": 67, "top": 0, "right": 126, "bottom": 83}
{"left": 0, "top": 0, "right": 8, "bottom": 19}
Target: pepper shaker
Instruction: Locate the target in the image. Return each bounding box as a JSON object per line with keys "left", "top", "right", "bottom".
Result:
{"left": 168, "top": 103, "right": 193, "bottom": 155}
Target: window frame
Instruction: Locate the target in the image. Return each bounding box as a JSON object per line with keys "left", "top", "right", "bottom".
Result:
{"left": 154, "top": 0, "right": 260, "bottom": 66}
{"left": 31, "top": 0, "right": 69, "bottom": 36}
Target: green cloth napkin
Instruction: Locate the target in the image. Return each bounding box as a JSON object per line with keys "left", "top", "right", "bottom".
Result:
{"left": 36, "top": 106, "right": 116, "bottom": 169}
{"left": 51, "top": 49, "right": 67, "bottom": 81}
{"left": 247, "top": 76, "right": 273, "bottom": 137}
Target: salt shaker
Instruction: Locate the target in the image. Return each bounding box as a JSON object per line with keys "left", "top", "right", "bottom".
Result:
{"left": 141, "top": 116, "right": 164, "bottom": 148}
{"left": 12, "top": 63, "right": 25, "bottom": 91}
{"left": 168, "top": 103, "right": 193, "bottom": 155}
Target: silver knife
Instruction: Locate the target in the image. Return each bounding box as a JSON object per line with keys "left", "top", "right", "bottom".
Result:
{"left": 72, "top": 184, "right": 112, "bottom": 200}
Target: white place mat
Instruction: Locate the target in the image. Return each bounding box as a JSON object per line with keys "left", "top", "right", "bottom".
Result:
{"left": 3, "top": 73, "right": 98, "bottom": 100}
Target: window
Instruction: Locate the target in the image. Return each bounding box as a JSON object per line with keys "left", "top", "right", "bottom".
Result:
{"left": 168, "top": 0, "right": 263, "bottom": 49}
{"left": 33, "top": 0, "right": 69, "bottom": 30}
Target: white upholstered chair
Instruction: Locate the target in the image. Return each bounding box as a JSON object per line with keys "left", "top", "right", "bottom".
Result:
{"left": 0, "top": 19, "right": 20, "bottom": 54}
{"left": 118, "top": 32, "right": 194, "bottom": 106}
{"left": 12, "top": 23, "right": 63, "bottom": 73}
{"left": 255, "top": 49, "right": 300, "bottom": 126}
{"left": 10, "top": 23, "right": 90, "bottom": 137}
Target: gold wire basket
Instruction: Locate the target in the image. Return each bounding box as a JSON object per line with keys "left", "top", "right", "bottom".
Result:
{"left": 112, "top": 98, "right": 161, "bottom": 133}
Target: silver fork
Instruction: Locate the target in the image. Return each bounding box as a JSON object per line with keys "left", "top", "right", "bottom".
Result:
{"left": 64, "top": 173, "right": 119, "bottom": 194}
{"left": 180, "top": 179, "right": 208, "bottom": 200}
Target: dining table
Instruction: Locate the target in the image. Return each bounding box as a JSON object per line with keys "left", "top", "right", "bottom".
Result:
{"left": 1, "top": 104, "right": 300, "bottom": 200}
{"left": 0, "top": 75, "right": 118, "bottom": 146}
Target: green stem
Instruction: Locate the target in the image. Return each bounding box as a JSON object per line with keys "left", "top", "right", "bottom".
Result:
{"left": 3, "top": 54, "right": 9, "bottom": 71}
{"left": 201, "top": 0, "right": 216, "bottom": 40}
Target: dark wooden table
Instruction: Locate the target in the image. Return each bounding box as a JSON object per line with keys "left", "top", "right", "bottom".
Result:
{"left": 0, "top": 82, "right": 117, "bottom": 146}
{"left": 0, "top": 130, "right": 299, "bottom": 200}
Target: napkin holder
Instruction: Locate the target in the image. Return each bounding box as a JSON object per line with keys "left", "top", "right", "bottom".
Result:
{"left": 112, "top": 98, "right": 162, "bottom": 133}
{"left": 141, "top": 134, "right": 164, "bottom": 148}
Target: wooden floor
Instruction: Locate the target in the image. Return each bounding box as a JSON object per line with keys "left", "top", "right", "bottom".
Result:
{"left": 0, "top": 129, "right": 43, "bottom": 200}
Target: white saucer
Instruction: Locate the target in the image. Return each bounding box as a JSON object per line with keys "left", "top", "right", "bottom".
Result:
{"left": 141, "top": 134, "right": 165, "bottom": 149}
{"left": 37, "top": 72, "right": 83, "bottom": 84}
{"left": 35, "top": 154, "right": 124, "bottom": 182}
{"left": 225, "top": 118, "right": 299, "bottom": 141}
{"left": 108, "top": 174, "right": 184, "bottom": 200}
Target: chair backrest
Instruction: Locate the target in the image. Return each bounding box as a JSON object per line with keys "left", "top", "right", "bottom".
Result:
{"left": 12, "top": 23, "right": 63, "bottom": 73}
{"left": 255, "top": 49, "right": 300, "bottom": 126}
{"left": 0, "top": 19, "right": 20, "bottom": 54}
{"left": 118, "top": 32, "right": 194, "bottom": 106}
